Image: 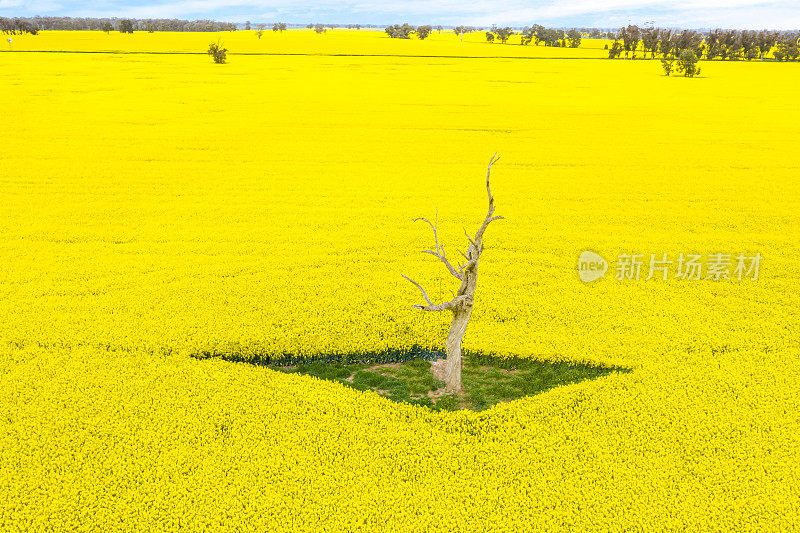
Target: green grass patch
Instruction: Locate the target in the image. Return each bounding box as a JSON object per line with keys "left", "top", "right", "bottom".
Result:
{"left": 275, "top": 353, "right": 629, "bottom": 412}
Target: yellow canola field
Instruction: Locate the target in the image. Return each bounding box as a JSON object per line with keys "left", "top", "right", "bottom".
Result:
{"left": 1, "top": 31, "right": 800, "bottom": 530}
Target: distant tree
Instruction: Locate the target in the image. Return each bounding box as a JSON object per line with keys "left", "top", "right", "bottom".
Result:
{"left": 678, "top": 30, "right": 704, "bottom": 58}
{"left": 705, "top": 29, "right": 723, "bottom": 60}
{"left": 538, "top": 27, "right": 563, "bottom": 46}
{"left": 774, "top": 33, "right": 799, "bottom": 61}
{"left": 620, "top": 25, "right": 640, "bottom": 58}
{"left": 207, "top": 40, "right": 227, "bottom": 63}
{"left": 641, "top": 27, "right": 659, "bottom": 58}
{"left": 608, "top": 40, "right": 623, "bottom": 58}
{"left": 519, "top": 27, "right": 533, "bottom": 45}
{"left": 385, "top": 23, "right": 414, "bottom": 39}
{"left": 146, "top": 22, "right": 155, "bottom": 33}
{"left": 102, "top": 22, "right": 113, "bottom": 34}
{"left": 741, "top": 30, "right": 758, "bottom": 60}
{"left": 661, "top": 58, "right": 675, "bottom": 75}
{"left": 416, "top": 25, "right": 432, "bottom": 40}
{"left": 273, "top": 22, "right": 286, "bottom": 33}
{"left": 756, "top": 31, "right": 776, "bottom": 60}
{"left": 245, "top": 21, "right": 251, "bottom": 31}
{"left": 566, "top": 29, "right": 581, "bottom": 48}
{"left": 537, "top": 26, "right": 549, "bottom": 45}
{"left": 675, "top": 49, "right": 701, "bottom": 77}
{"left": 256, "top": 24, "right": 264, "bottom": 38}
{"left": 306, "top": 23, "right": 313, "bottom": 29}
{"left": 119, "top": 19, "right": 134, "bottom": 34}
{"left": 659, "top": 29, "right": 673, "bottom": 57}
{"left": 525, "top": 25, "right": 543, "bottom": 45}
{"left": 721, "top": 30, "right": 742, "bottom": 60}
{"left": 453, "top": 25, "right": 472, "bottom": 43}
{"left": 544, "top": 26, "right": 559, "bottom": 46}
{"left": 436, "top": 25, "right": 442, "bottom": 33}
{"left": 494, "top": 27, "right": 513, "bottom": 44}
{"left": 314, "top": 24, "right": 325, "bottom": 34}
{"left": 485, "top": 31, "right": 494, "bottom": 43}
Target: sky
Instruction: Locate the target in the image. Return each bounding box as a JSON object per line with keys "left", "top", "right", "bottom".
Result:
{"left": 1, "top": 0, "right": 799, "bottom": 29}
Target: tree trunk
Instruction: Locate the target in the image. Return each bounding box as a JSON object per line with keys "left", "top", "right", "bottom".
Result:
{"left": 444, "top": 305, "right": 472, "bottom": 392}
{"left": 442, "top": 258, "right": 478, "bottom": 392}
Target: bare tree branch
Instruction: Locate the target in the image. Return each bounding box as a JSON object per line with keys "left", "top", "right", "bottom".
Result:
{"left": 464, "top": 227, "right": 476, "bottom": 249}
{"left": 474, "top": 154, "right": 504, "bottom": 245}
{"left": 415, "top": 216, "right": 463, "bottom": 280}
{"left": 411, "top": 294, "right": 472, "bottom": 312}
{"left": 401, "top": 274, "right": 474, "bottom": 312}
{"left": 413, "top": 217, "right": 441, "bottom": 255}
{"left": 486, "top": 152, "right": 500, "bottom": 205}
{"left": 401, "top": 274, "right": 433, "bottom": 307}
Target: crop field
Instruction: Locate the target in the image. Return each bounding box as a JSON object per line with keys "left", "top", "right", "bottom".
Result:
{"left": 2, "top": 30, "right": 800, "bottom": 530}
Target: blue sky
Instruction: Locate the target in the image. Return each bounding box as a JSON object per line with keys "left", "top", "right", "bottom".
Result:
{"left": 2, "top": 0, "right": 799, "bottom": 29}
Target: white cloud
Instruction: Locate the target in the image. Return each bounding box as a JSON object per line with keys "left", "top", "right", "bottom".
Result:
{"left": 0, "top": 0, "right": 62, "bottom": 10}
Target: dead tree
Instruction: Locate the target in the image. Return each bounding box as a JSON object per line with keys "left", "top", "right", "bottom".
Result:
{"left": 402, "top": 153, "right": 504, "bottom": 392}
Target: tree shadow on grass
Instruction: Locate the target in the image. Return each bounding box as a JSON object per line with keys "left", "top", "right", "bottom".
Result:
{"left": 193, "top": 346, "right": 631, "bottom": 412}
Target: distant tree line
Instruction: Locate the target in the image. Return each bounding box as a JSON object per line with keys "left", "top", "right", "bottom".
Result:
{"left": 5, "top": 15, "right": 799, "bottom": 62}
{"left": 520, "top": 26, "right": 581, "bottom": 47}
{"left": 608, "top": 25, "right": 800, "bottom": 61}
{"left": 486, "top": 26, "right": 514, "bottom": 44}
{"left": 481, "top": 25, "right": 581, "bottom": 46}
{"left": 1, "top": 16, "right": 236, "bottom": 32}
{"left": 383, "top": 24, "right": 476, "bottom": 41}
{"left": 306, "top": 23, "right": 339, "bottom": 31}
{"left": 585, "top": 28, "right": 618, "bottom": 39}
{"left": 385, "top": 23, "right": 581, "bottom": 46}
{"left": 385, "top": 24, "right": 433, "bottom": 40}
{"left": 0, "top": 17, "right": 39, "bottom": 34}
